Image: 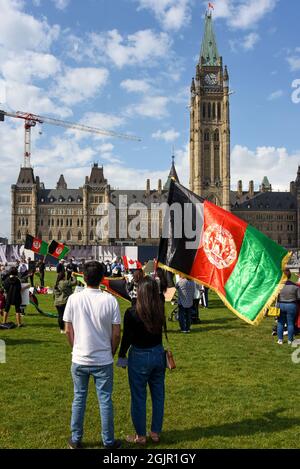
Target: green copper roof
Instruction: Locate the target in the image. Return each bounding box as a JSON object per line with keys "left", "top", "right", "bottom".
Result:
{"left": 200, "top": 13, "right": 220, "bottom": 66}
{"left": 262, "top": 176, "right": 271, "bottom": 188}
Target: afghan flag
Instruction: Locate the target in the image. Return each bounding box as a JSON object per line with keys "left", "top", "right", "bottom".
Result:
{"left": 158, "top": 180, "right": 291, "bottom": 325}
{"left": 48, "top": 240, "right": 70, "bottom": 260}
{"left": 25, "top": 234, "right": 48, "bottom": 256}
{"left": 74, "top": 273, "right": 131, "bottom": 302}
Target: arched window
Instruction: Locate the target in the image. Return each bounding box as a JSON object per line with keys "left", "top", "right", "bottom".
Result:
{"left": 22, "top": 218, "right": 25, "bottom": 226}
{"left": 58, "top": 231, "right": 62, "bottom": 241}
{"left": 77, "top": 219, "right": 80, "bottom": 227}
{"left": 52, "top": 219, "right": 54, "bottom": 227}
{"left": 18, "top": 218, "right": 21, "bottom": 226}
{"left": 212, "top": 103, "right": 216, "bottom": 119}
{"left": 60, "top": 219, "right": 63, "bottom": 226}
{"left": 217, "top": 102, "right": 221, "bottom": 120}
{"left": 17, "top": 230, "right": 21, "bottom": 240}
{"left": 25, "top": 218, "right": 28, "bottom": 226}
{"left": 57, "top": 219, "right": 59, "bottom": 227}
{"left": 78, "top": 231, "right": 82, "bottom": 241}
{"left": 70, "top": 219, "right": 72, "bottom": 227}
{"left": 202, "top": 103, "right": 206, "bottom": 119}
{"left": 81, "top": 219, "right": 83, "bottom": 227}
{"left": 67, "top": 231, "right": 71, "bottom": 242}
{"left": 204, "top": 130, "right": 210, "bottom": 142}
{"left": 66, "top": 219, "right": 69, "bottom": 227}
{"left": 91, "top": 219, "right": 94, "bottom": 227}
{"left": 90, "top": 230, "right": 94, "bottom": 241}
{"left": 214, "top": 129, "right": 219, "bottom": 142}
{"left": 208, "top": 102, "right": 211, "bottom": 119}
{"left": 49, "top": 231, "right": 53, "bottom": 241}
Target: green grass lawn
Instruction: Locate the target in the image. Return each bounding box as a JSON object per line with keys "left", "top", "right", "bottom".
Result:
{"left": 0, "top": 271, "right": 299, "bottom": 449}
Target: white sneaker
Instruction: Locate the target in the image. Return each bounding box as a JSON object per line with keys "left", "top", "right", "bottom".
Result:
{"left": 277, "top": 339, "right": 283, "bottom": 345}
{"left": 283, "top": 331, "right": 288, "bottom": 336}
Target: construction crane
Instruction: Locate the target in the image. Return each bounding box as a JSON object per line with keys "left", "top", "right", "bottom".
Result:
{"left": 0, "top": 109, "right": 141, "bottom": 168}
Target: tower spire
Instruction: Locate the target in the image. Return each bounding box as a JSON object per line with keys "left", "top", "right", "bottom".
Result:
{"left": 200, "top": 11, "right": 220, "bottom": 66}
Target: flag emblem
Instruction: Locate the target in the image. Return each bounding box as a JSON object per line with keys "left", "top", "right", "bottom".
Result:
{"left": 203, "top": 224, "right": 237, "bottom": 269}
{"left": 55, "top": 247, "right": 63, "bottom": 256}
{"left": 33, "top": 240, "right": 41, "bottom": 251}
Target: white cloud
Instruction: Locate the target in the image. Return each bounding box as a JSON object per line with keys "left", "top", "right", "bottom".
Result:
{"left": 1, "top": 51, "right": 61, "bottom": 83}
{"left": 52, "top": 0, "right": 70, "bottom": 9}
{"left": 287, "top": 50, "right": 300, "bottom": 71}
{"left": 152, "top": 128, "right": 180, "bottom": 142}
{"left": 267, "top": 89, "right": 283, "bottom": 101}
{"left": 67, "top": 29, "right": 172, "bottom": 69}
{"left": 136, "top": 0, "right": 191, "bottom": 31}
{"left": 2, "top": 80, "right": 71, "bottom": 117}
{"left": 242, "top": 32, "right": 260, "bottom": 50}
{"left": 0, "top": 0, "right": 60, "bottom": 52}
{"left": 65, "top": 112, "right": 126, "bottom": 141}
{"left": 126, "top": 96, "right": 169, "bottom": 119}
{"left": 231, "top": 145, "right": 299, "bottom": 191}
{"left": 120, "top": 79, "right": 151, "bottom": 93}
{"left": 208, "top": 0, "right": 278, "bottom": 30}
{"left": 54, "top": 67, "right": 109, "bottom": 105}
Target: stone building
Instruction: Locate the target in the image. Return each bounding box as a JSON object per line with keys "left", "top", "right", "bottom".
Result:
{"left": 11, "top": 161, "right": 177, "bottom": 247}
{"left": 11, "top": 11, "right": 300, "bottom": 249}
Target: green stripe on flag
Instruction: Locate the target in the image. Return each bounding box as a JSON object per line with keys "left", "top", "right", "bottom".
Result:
{"left": 58, "top": 246, "right": 70, "bottom": 260}
{"left": 40, "top": 241, "right": 49, "bottom": 256}
{"left": 224, "top": 225, "right": 290, "bottom": 324}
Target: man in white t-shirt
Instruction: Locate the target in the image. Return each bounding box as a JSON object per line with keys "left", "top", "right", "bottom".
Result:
{"left": 63, "top": 261, "right": 121, "bottom": 449}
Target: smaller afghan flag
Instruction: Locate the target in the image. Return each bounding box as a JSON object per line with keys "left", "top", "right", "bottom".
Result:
{"left": 25, "top": 234, "right": 48, "bottom": 256}
{"left": 48, "top": 240, "right": 70, "bottom": 260}
{"left": 74, "top": 273, "right": 131, "bottom": 302}
{"left": 158, "top": 180, "right": 291, "bottom": 325}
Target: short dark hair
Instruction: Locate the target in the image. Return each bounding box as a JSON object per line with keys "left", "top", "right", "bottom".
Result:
{"left": 83, "top": 261, "right": 104, "bottom": 287}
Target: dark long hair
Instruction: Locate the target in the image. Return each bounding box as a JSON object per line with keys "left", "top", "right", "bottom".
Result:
{"left": 136, "top": 277, "right": 165, "bottom": 335}
{"left": 156, "top": 267, "right": 168, "bottom": 293}
{"left": 55, "top": 271, "right": 65, "bottom": 288}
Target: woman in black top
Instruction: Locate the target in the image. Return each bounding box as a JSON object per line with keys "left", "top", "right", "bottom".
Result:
{"left": 3, "top": 267, "right": 23, "bottom": 327}
{"left": 118, "top": 276, "right": 166, "bottom": 445}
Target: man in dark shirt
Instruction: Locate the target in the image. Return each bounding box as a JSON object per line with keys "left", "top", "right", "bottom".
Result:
{"left": 27, "top": 258, "right": 36, "bottom": 288}
{"left": 56, "top": 259, "right": 65, "bottom": 274}
{"left": 66, "top": 258, "right": 78, "bottom": 280}
{"left": 38, "top": 258, "right": 46, "bottom": 287}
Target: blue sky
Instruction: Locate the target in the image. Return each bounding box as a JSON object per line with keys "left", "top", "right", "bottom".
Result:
{"left": 0, "top": 0, "right": 299, "bottom": 237}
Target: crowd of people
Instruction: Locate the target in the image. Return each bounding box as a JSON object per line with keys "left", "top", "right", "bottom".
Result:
{"left": 1, "top": 254, "right": 300, "bottom": 448}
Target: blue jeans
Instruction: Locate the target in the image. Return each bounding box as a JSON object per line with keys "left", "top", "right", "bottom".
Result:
{"left": 128, "top": 345, "right": 166, "bottom": 436}
{"left": 178, "top": 304, "right": 192, "bottom": 332}
{"left": 71, "top": 363, "right": 114, "bottom": 446}
{"left": 277, "top": 303, "right": 297, "bottom": 342}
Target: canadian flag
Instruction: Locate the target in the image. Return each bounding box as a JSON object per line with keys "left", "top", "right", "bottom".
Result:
{"left": 122, "top": 256, "right": 143, "bottom": 270}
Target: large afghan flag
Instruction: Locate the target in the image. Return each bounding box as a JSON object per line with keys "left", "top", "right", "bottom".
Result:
{"left": 25, "top": 234, "right": 48, "bottom": 256}
{"left": 158, "top": 180, "right": 291, "bottom": 325}
{"left": 48, "top": 240, "right": 70, "bottom": 260}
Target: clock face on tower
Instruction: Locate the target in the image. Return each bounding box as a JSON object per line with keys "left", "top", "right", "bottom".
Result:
{"left": 204, "top": 73, "right": 218, "bottom": 86}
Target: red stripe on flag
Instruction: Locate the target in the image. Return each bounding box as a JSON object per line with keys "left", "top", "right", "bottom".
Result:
{"left": 122, "top": 256, "right": 129, "bottom": 270}
{"left": 189, "top": 201, "right": 247, "bottom": 295}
